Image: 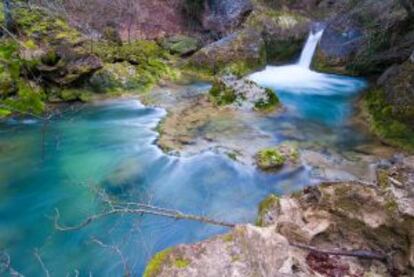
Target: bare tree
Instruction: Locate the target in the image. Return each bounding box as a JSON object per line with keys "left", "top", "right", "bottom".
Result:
{"left": 2, "top": 0, "right": 15, "bottom": 31}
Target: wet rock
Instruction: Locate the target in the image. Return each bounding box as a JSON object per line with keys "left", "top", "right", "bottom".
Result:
{"left": 202, "top": 0, "right": 253, "bottom": 35}
{"left": 148, "top": 159, "right": 414, "bottom": 276}
{"left": 189, "top": 28, "right": 266, "bottom": 76}
{"left": 209, "top": 74, "right": 279, "bottom": 112}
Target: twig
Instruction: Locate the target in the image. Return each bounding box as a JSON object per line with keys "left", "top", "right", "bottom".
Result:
{"left": 90, "top": 237, "right": 130, "bottom": 277}
{"left": 290, "top": 242, "right": 387, "bottom": 261}
{"left": 33, "top": 249, "right": 50, "bottom": 277}
{"left": 0, "top": 251, "right": 25, "bottom": 277}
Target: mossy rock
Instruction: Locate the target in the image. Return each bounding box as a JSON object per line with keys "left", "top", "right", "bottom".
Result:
{"left": 256, "top": 148, "right": 287, "bottom": 171}
{"left": 160, "top": 35, "right": 201, "bottom": 56}
{"left": 144, "top": 248, "right": 173, "bottom": 277}
{"left": 256, "top": 194, "right": 280, "bottom": 226}
{"left": 364, "top": 88, "right": 414, "bottom": 152}
{"left": 209, "top": 79, "right": 237, "bottom": 106}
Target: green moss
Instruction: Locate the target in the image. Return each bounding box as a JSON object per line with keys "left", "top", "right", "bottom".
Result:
{"left": 209, "top": 80, "right": 237, "bottom": 106}
{"left": 254, "top": 88, "right": 280, "bottom": 111}
{"left": 174, "top": 258, "right": 190, "bottom": 269}
{"left": 222, "top": 233, "right": 234, "bottom": 242}
{"left": 1, "top": 82, "right": 45, "bottom": 115}
{"left": 0, "top": 108, "right": 11, "bottom": 118}
{"left": 364, "top": 88, "right": 414, "bottom": 151}
{"left": 92, "top": 41, "right": 178, "bottom": 93}
{"left": 256, "top": 194, "right": 280, "bottom": 226}
{"left": 143, "top": 248, "right": 173, "bottom": 277}
{"left": 256, "top": 148, "right": 286, "bottom": 171}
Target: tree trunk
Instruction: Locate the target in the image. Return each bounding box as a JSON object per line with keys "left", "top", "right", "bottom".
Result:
{"left": 3, "top": 0, "right": 15, "bottom": 32}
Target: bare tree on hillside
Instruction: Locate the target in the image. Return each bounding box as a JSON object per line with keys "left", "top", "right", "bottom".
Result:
{"left": 2, "top": 0, "right": 15, "bottom": 32}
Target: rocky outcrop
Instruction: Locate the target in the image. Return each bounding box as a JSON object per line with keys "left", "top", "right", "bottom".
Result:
{"left": 189, "top": 28, "right": 266, "bottom": 76}
{"left": 201, "top": 0, "right": 253, "bottom": 35}
{"left": 146, "top": 157, "right": 414, "bottom": 276}
{"left": 314, "top": 0, "right": 413, "bottom": 75}
{"left": 209, "top": 75, "right": 279, "bottom": 111}
{"left": 255, "top": 144, "right": 300, "bottom": 172}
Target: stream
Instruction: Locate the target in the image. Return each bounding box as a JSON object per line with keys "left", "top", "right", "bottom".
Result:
{"left": 0, "top": 31, "right": 385, "bottom": 276}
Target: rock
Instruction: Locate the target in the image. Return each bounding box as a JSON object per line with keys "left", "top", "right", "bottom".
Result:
{"left": 255, "top": 144, "right": 299, "bottom": 172}
{"left": 378, "top": 60, "right": 414, "bottom": 123}
{"left": 89, "top": 62, "right": 141, "bottom": 93}
{"left": 201, "top": 0, "right": 253, "bottom": 35}
{"left": 209, "top": 74, "right": 279, "bottom": 111}
{"left": 148, "top": 161, "right": 414, "bottom": 276}
{"left": 189, "top": 28, "right": 266, "bottom": 76}
{"left": 244, "top": 7, "right": 311, "bottom": 64}
{"left": 35, "top": 46, "right": 102, "bottom": 86}
{"left": 314, "top": 0, "right": 413, "bottom": 75}
{"left": 160, "top": 35, "right": 201, "bottom": 56}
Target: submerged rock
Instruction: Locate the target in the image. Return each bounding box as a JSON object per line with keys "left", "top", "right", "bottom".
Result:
{"left": 209, "top": 75, "right": 279, "bottom": 112}
{"left": 255, "top": 144, "right": 300, "bottom": 172}
{"left": 147, "top": 159, "right": 414, "bottom": 276}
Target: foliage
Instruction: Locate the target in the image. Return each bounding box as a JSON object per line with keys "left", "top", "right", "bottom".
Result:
{"left": 364, "top": 88, "right": 414, "bottom": 151}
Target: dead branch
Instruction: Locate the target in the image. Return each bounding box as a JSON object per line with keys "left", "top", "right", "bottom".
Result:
{"left": 290, "top": 242, "right": 387, "bottom": 261}
{"left": 33, "top": 249, "right": 50, "bottom": 277}
{"left": 54, "top": 205, "right": 236, "bottom": 232}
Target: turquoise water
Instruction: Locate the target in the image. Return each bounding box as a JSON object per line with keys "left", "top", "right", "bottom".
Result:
{"left": 0, "top": 70, "right": 368, "bottom": 275}
{"left": 0, "top": 100, "right": 311, "bottom": 276}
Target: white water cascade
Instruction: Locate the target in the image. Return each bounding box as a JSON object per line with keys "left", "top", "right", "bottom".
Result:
{"left": 248, "top": 28, "right": 366, "bottom": 96}
{"left": 298, "top": 29, "right": 325, "bottom": 68}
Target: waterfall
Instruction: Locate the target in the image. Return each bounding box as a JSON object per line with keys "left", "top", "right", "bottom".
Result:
{"left": 297, "top": 29, "right": 325, "bottom": 68}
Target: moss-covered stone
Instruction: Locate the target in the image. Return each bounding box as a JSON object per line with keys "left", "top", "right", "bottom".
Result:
{"left": 363, "top": 88, "right": 414, "bottom": 151}
{"left": 256, "top": 148, "right": 286, "bottom": 171}
{"left": 210, "top": 75, "right": 280, "bottom": 112}
{"left": 256, "top": 194, "right": 280, "bottom": 226}
{"left": 160, "top": 35, "right": 201, "bottom": 56}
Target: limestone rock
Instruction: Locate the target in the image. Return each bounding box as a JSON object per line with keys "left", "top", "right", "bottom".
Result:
{"left": 209, "top": 74, "right": 279, "bottom": 112}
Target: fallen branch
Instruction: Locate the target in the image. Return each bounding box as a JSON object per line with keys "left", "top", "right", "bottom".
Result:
{"left": 54, "top": 205, "right": 236, "bottom": 232}
{"left": 290, "top": 242, "right": 387, "bottom": 261}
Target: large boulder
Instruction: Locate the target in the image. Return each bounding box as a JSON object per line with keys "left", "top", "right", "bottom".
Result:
{"left": 314, "top": 0, "right": 413, "bottom": 75}
{"left": 244, "top": 7, "right": 311, "bottom": 64}
{"left": 201, "top": 0, "right": 253, "bottom": 35}
{"left": 189, "top": 28, "right": 266, "bottom": 75}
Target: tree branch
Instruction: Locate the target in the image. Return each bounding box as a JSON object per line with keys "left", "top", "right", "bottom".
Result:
{"left": 290, "top": 242, "right": 387, "bottom": 261}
